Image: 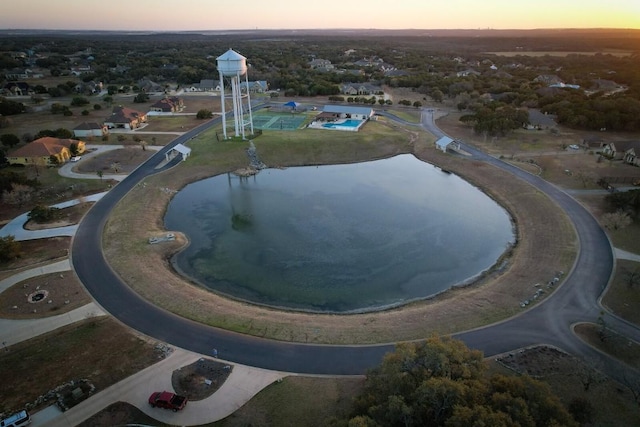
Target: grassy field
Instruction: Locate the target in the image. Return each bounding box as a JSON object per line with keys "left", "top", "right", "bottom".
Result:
{"left": 0, "top": 318, "right": 162, "bottom": 415}
{"left": 601, "top": 259, "right": 640, "bottom": 325}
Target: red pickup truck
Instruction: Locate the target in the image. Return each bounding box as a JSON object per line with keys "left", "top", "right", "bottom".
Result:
{"left": 148, "top": 391, "right": 188, "bottom": 412}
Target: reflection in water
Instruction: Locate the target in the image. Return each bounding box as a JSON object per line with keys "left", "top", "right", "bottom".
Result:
{"left": 165, "top": 155, "right": 515, "bottom": 313}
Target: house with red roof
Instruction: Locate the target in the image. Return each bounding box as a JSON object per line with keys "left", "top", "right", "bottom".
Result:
{"left": 7, "top": 137, "right": 86, "bottom": 166}
{"left": 104, "top": 106, "right": 147, "bottom": 129}
{"left": 149, "top": 97, "right": 184, "bottom": 113}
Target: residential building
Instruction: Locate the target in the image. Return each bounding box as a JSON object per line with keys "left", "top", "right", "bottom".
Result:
{"left": 602, "top": 141, "right": 640, "bottom": 164}
{"left": 149, "top": 97, "right": 184, "bottom": 113}
{"left": 339, "top": 83, "right": 383, "bottom": 96}
{"left": 7, "top": 137, "right": 86, "bottom": 166}
{"left": 73, "top": 122, "right": 108, "bottom": 138}
{"left": 104, "top": 106, "right": 147, "bottom": 129}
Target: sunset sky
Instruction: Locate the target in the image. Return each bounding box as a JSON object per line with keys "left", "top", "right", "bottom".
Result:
{"left": 1, "top": 0, "right": 638, "bottom": 31}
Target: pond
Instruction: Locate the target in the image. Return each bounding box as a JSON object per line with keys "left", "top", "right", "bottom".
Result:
{"left": 165, "top": 155, "right": 515, "bottom": 313}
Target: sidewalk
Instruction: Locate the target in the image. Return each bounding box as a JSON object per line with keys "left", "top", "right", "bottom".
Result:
{"left": 0, "top": 192, "right": 107, "bottom": 241}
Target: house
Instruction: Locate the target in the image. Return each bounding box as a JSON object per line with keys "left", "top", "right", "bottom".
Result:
{"left": 74, "top": 80, "right": 103, "bottom": 94}
{"left": 339, "top": 83, "right": 383, "bottom": 96}
{"left": 191, "top": 79, "right": 220, "bottom": 92}
{"left": 2, "top": 82, "right": 30, "bottom": 96}
{"left": 5, "top": 68, "right": 31, "bottom": 80}
{"left": 149, "top": 97, "right": 184, "bottom": 113}
{"left": 104, "top": 106, "right": 147, "bottom": 129}
{"left": 602, "top": 141, "right": 640, "bottom": 164}
{"left": 309, "top": 58, "right": 334, "bottom": 70}
{"left": 138, "top": 78, "right": 163, "bottom": 93}
{"left": 624, "top": 147, "right": 640, "bottom": 167}
{"left": 533, "top": 75, "right": 564, "bottom": 86}
{"left": 73, "top": 122, "right": 108, "bottom": 138}
{"left": 456, "top": 69, "right": 481, "bottom": 78}
{"left": 7, "top": 137, "right": 86, "bottom": 166}
{"left": 70, "top": 65, "right": 92, "bottom": 76}
{"left": 238, "top": 81, "right": 269, "bottom": 93}
{"left": 321, "top": 105, "right": 375, "bottom": 120}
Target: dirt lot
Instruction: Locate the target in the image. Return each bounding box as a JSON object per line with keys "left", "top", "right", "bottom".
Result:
{"left": 0, "top": 271, "right": 91, "bottom": 319}
{"left": 76, "top": 147, "right": 156, "bottom": 174}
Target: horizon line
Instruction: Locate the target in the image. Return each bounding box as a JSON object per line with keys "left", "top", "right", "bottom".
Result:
{"left": 1, "top": 27, "right": 638, "bottom": 33}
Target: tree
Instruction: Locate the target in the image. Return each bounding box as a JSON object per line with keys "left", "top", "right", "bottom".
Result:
{"left": 1, "top": 133, "right": 20, "bottom": 148}
{"left": 28, "top": 205, "right": 61, "bottom": 223}
{"left": 196, "top": 109, "right": 213, "bottom": 119}
{"left": 0, "top": 235, "right": 22, "bottom": 262}
{"left": 0, "top": 97, "right": 26, "bottom": 115}
{"left": 431, "top": 89, "right": 445, "bottom": 103}
{"left": 71, "top": 96, "right": 90, "bottom": 107}
{"left": 134, "top": 92, "right": 149, "bottom": 103}
{"left": 96, "top": 170, "right": 103, "bottom": 181}
{"left": 601, "top": 210, "right": 632, "bottom": 230}
{"left": 344, "top": 336, "right": 576, "bottom": 427}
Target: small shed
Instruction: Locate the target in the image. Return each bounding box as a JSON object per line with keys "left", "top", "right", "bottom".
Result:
{"left": 435, "top": 136, "right": 456, "bottom": 153}
{"left": 166, "top": 143, "right": 191, "bottom": 162}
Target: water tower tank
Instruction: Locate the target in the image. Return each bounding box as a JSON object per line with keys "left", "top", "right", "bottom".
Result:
{"left": 216, "top": 49, "right": 247, "bottom": 77}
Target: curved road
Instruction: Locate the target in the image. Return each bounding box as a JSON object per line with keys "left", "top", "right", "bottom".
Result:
{"left": 72, "top": 107, "right": 640, "bottom": 379}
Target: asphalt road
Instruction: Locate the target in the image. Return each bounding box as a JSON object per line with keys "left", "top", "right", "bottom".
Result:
{"left": 72, "top": 107, "right": 640, "bottom": 379}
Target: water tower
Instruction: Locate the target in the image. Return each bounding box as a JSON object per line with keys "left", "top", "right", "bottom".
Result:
{"left": 217, "top": 49, "right": 254, "bottom": 140}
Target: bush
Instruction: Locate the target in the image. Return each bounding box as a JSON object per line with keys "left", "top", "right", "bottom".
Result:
{"left": 28, "top": 205, "right": 61, "bottom": 223}
{"left": 196, "top": 109, "right": 213, "bottom": 119}
{"left": 71, "top": 96, "right": 90, "bottom": 107}
{"left": 0, "top": 235, "right": 22, "bottom": 262}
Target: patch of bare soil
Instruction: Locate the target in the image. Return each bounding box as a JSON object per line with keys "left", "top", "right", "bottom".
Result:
{"left": 77, "top": 402, "right": 172, "bottom": 427}
{"left": 77, "top": 147, "right": 155, "bottom": 174}
{"left": 171, "top": 358, "right": 233, "bottom": 401}
{"left": 0, "top": 271, "right": 91, "bottom": 319}
{"left": 496, "top": 346, "right": 575, "bottom": 377}
{"left": 0, "top": 237, "right": 71, "bottom": 280}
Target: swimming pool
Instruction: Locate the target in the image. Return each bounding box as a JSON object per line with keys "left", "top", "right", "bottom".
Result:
{"left": 323, "top": 119, "right": 363, "bottom": 129}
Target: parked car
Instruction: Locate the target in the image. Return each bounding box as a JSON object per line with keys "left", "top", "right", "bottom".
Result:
{"left": 568, "top": 144, "right": 580, "bottom": 150}
{"left": 148, "top": 391, "right": 188, "bottom": 412}
{"left": 70, "top": 156, "right": 82, "bottom": 162}
{"left": 0, "top": 410, "right": 31, "bottom": 427}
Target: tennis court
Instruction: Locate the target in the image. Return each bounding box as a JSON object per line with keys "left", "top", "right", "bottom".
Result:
{"left": 252, "top": 113, "right": 307, "bottom": 131}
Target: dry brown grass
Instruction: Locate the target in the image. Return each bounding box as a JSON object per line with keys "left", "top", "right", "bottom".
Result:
{"left": 0, "top": 318, "right": 162, "bottom": 415}
{"left": 102, "top": 124, "right": 577, "bottom": 345}
{"left": 0, "top": 271, "right": 91, "bottom": 319}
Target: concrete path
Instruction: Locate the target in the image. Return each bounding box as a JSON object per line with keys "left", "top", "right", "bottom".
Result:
{"left": 0, "top": 192, "right": 107, "bottom": 241}
{"left": 32, "top": 348, "right": 286, "bottom": 427}
{"left": 616, "top": 248, "right": 640, "bottom": 262}
{"left": 0, "top": 302, "right": 105, "bottom": 347}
